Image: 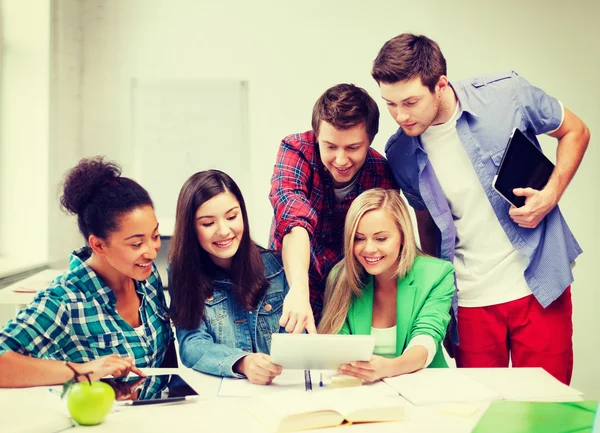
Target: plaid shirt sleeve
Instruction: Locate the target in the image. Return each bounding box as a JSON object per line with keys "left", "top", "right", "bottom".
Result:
{"left": 268, "top": 138, "right": 318, "bottom": 247}
{"left": 0, "top": 290, "right": 71, "bottom": 358}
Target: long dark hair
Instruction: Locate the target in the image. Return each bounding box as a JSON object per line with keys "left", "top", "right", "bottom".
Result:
{"left": 60, "top": 156, "right": 153, "bottom": 240}
{"left": 169, "top": 170, "right": 268, "bottom": 329}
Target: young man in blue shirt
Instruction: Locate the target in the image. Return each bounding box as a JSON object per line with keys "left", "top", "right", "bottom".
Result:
{"left": 372, "top": 33, "right": 590, "bottom": 384}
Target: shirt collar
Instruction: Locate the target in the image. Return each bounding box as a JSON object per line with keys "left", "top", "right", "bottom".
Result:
{"left": 384, "top": 82, "right": 480, "bottom": 157}
{"left": 450, "top": 81, "right": 479, "bottom": 118}
{"left": 68, "top": 247, "right": 117, "bottom": 305}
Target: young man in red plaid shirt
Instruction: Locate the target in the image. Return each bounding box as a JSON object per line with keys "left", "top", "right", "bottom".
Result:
{"left": 269, "top": 83, "right": 397, "bottom": 334}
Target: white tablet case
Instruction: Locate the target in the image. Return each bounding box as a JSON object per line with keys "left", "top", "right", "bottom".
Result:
{"left": 270, "top": 334, "right": 376, "bottom": 370}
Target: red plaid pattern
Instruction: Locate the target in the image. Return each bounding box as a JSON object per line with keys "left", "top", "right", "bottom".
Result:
{"left": 268, "top": 130, "right": 397, "bottom": 316}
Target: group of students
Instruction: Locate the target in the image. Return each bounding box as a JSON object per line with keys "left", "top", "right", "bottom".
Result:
{"left": 0, "top": 33, "right": 590, "bottom": 388}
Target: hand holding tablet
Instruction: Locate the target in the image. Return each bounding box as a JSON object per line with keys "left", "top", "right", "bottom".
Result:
{"left": 492, "top": 128, "right": 555, "bottom": 208}
{"left": 270, "top": 334, "right": 376, "bottom": 370}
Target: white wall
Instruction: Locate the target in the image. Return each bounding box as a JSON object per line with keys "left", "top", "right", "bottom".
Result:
{"left": 71, "top": 0, "right": 598, "bottom": 397}
{"left": 0, "top": 0, "right": 81, "bottom": 273}
{"left": 0, "top": 0, "right": 50, "bottom": 265}
{"left": 49, "top": 0, "right": 83, "bottom": 265}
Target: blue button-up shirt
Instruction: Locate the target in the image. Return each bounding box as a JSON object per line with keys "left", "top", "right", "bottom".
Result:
{"left": 385, "top": 71, "right": 582, "bottom": 342}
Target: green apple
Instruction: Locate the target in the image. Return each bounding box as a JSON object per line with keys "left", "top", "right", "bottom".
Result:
{"left": 67, "top": 381, "right": 116, "bottom": 426}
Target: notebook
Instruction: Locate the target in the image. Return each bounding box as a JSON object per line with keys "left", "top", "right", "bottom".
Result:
{"left": 244, "top": 387, "right": 406, "bottom": 433}
{"left": 492, "top": 128, "right": 555, "bottom": 208}
{"left": 462, "top": 368, "right": 583, "bottom": 401}
{"left": 472, "top": 400, "right": 598, "bottom": 433}
{"left": 218, "top": 370, "right": 366, "bottom": 397}
{"left": 219, "top": 370, "right": 323, "bottom": 397}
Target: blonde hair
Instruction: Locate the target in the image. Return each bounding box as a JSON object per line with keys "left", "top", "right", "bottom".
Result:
{"left": 318, "top": 188, "right": 422, "bottom": 334}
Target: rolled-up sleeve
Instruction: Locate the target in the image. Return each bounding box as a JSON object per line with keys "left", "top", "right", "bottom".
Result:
{"left": 0, "top": 292, "right": 71, "bottom": 358}
{"left": 268, "top": 140, "right": 318, "bottom": 248}
{"left": 405, "top": 334, "right": 437, "bottom": 368}
{"left": 513, "top": 75, "right": 564, "bottom": 135}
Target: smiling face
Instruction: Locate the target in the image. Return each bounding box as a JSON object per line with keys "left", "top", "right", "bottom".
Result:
{"left": 194, "top": 191, "right": 244, "bottom": 270}
{"left": 317, "top": 121, "right": 371, "bottom": 188}
{"left": 353, "top": 208, "right": 402, "bottom": 281}
{"left": 102, "top": 205, "right": 161, "bottom": 281}
{"left": 380, "top": 76, "right": 448, "bottom": 137}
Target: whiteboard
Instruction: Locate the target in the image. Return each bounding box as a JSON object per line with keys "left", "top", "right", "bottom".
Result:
{"left": 131, "top": 79, "right": 249, "bottom": 236}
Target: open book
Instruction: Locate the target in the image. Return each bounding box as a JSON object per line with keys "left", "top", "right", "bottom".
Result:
{"left": 244, "top": 387, "right": 406, "bottom": 433}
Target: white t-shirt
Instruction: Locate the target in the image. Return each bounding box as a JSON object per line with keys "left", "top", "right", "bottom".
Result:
{"left": 421, "top": 103, "right": 531, "bottom": 307}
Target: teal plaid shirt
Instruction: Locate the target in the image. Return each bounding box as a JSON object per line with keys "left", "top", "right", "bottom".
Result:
{"left": 0, "top": 247, "right": 173, "bottom": 369}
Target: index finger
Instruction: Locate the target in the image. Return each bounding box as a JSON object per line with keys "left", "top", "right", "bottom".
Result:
{"left": 291, "top": 316, "right": 307, "bottom": 334}
{"left": 279, "top": 310, "right": 291, "bottom": 327}
{"left": 129, "top": 364, "right": 145, "bottom": 377}
{"left": 305, "top": 317, "right": 317, "bottom": 334}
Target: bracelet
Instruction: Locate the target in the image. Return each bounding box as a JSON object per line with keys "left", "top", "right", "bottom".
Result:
{"left": 64, "top": 361, "right": 92, "bottom": 384}
{"left": 64, "top": 361, "right": 79, "bottom": 376}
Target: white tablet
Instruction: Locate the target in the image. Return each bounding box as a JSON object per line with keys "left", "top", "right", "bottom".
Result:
{"left": 270, "top": 334, "right": 376, "bottom": 370}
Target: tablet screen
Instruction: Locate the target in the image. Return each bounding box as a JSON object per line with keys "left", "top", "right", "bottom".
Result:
{"left": 101, "top": 374, "right": 198, "bottom": 403}
{"left": 493, "top": 128, "right": 554, "bottom": 208}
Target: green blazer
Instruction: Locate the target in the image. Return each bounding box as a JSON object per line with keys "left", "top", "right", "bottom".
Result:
{"left": 339, "top": 256, "right": 455, "bottom": 368}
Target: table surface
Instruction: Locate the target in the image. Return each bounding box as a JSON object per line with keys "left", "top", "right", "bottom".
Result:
{"left": 0, "top": 268, "right": 66, "bottom": 306}
{"left": 0, "top": 367, "right": 586, "bottom": 433}
{"left": 0, "top": 267, "right": 170, "bottom": 308}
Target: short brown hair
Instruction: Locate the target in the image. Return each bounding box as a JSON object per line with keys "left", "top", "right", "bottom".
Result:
{"left": 311, "top": 83, "right": 379, "bottom": 142}
{"left": 372, "top": 34, "right": 447, "bottom": 92}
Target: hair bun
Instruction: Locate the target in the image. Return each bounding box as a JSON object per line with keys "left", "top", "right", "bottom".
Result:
{"left": 60, "top": 156, "right": 122, "bottom": 215}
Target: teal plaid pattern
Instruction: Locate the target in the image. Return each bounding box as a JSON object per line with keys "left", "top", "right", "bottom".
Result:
{"left": 0, "top": 247, "right": 172, "bottom": 369}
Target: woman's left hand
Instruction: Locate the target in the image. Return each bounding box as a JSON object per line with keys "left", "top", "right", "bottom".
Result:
{"left": 338, "top": 355, "right": 395, "bottom": 383}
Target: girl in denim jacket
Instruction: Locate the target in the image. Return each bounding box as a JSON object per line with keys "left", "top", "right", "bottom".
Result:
{"left": 169, "top": 170, "right": 288, "bottom": 385}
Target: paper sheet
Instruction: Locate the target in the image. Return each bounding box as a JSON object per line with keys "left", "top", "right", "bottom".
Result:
{"left": 218, "top": 370, "right": 332, "bottom": 397}
{"left": 0, "top": 386, "right": 73, "bottom": 433}
{"left": 383, "top": 369, "right": 502, "bottom": 405}
{"left": 462, "top": 368, "right": 583, "bottom": 401}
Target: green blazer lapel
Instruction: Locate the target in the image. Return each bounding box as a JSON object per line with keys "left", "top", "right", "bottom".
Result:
{"left": 395, "top": 270, "right": 416, "bottom": 356}
{"left": 351, "top": 276, "right": 374, "bottom": 336}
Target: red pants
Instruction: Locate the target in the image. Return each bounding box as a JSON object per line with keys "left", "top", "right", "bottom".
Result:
{"left": 455, "top": 287, "right": 573, "bottom": 385}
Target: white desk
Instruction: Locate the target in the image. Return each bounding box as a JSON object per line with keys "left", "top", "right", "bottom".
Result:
{"left": 0, "top": 367, "right": 584, "bottom": 433}
{"left": 0, "top": 268, "right": 66, "bottom": 312}
{"left": 68, "top": 368, "right": 486, "bottom": 433}
{"left": 0, "top": 267, "right": 171, "bottom": 317}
